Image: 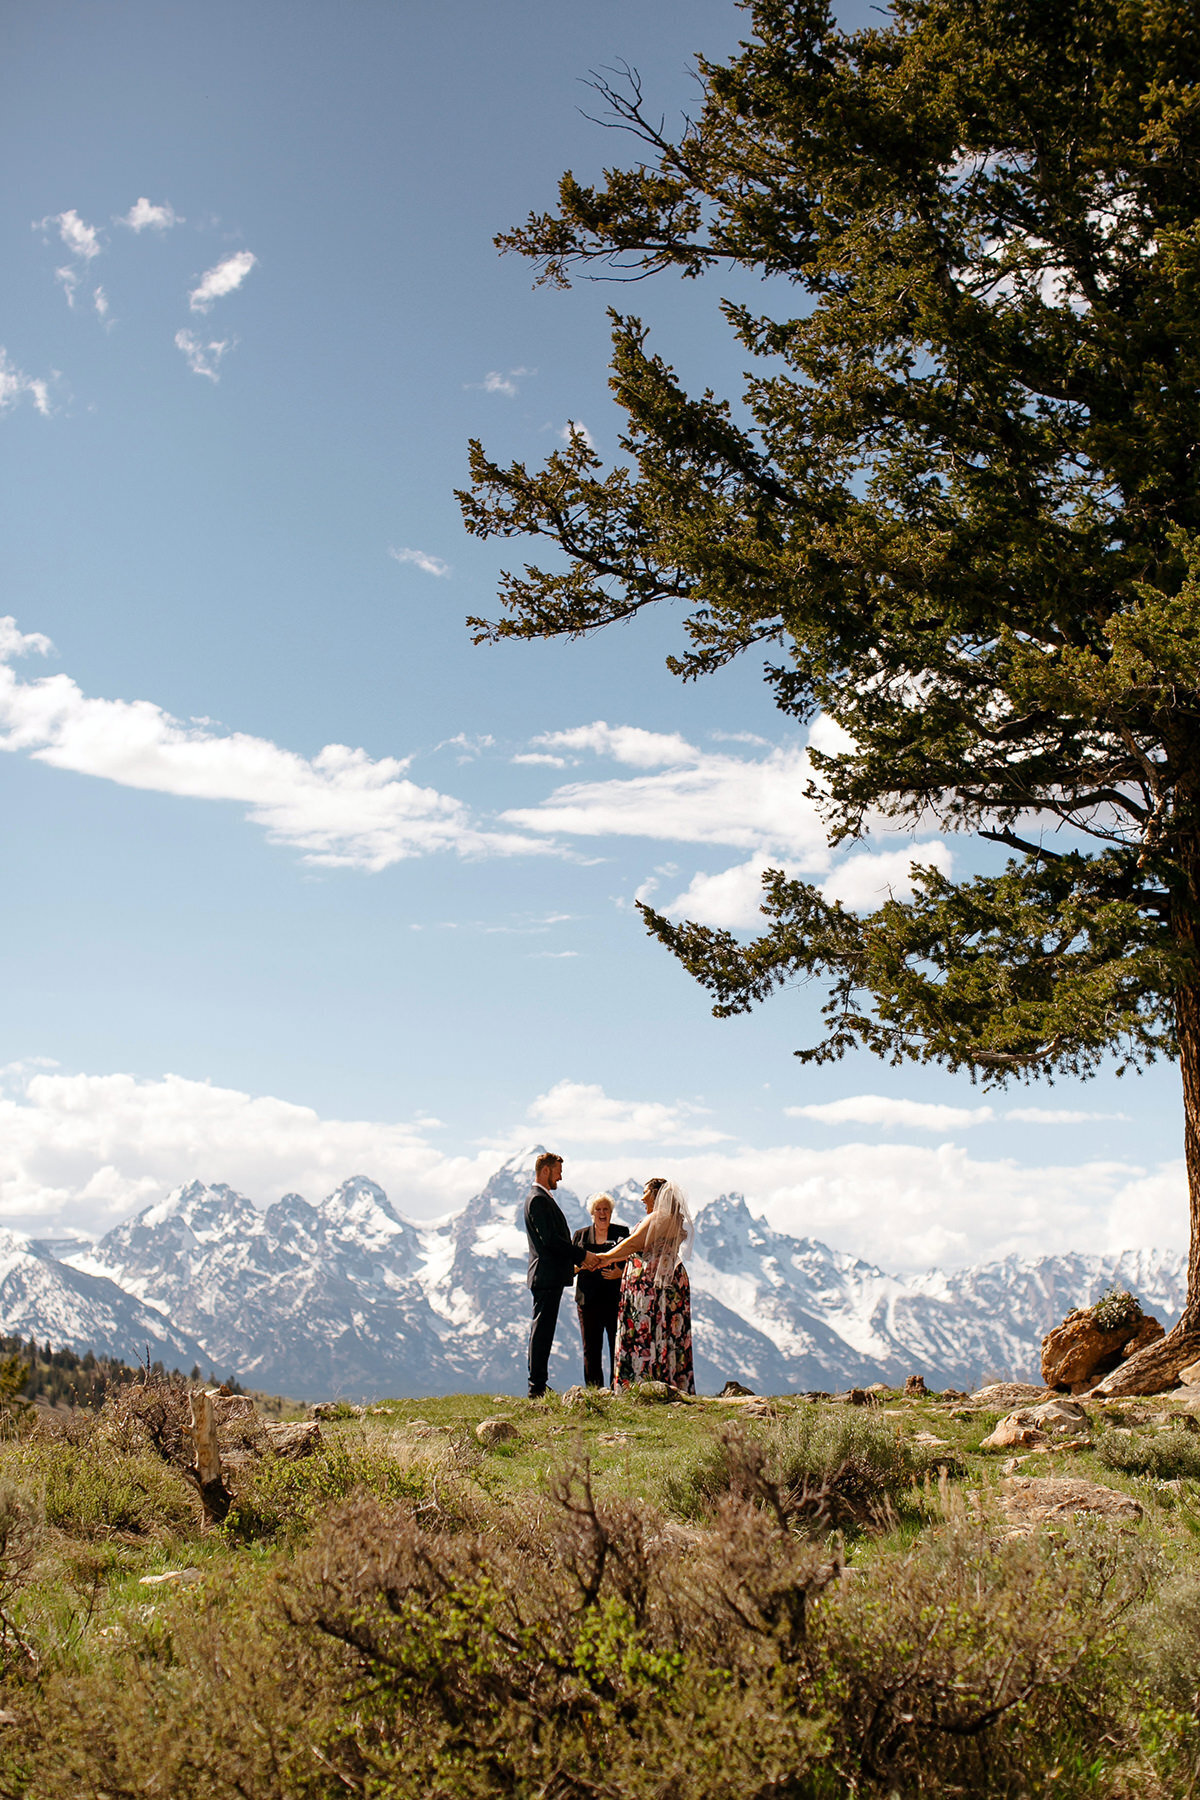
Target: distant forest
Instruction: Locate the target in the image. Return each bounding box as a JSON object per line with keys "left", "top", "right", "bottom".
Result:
{"left": 0, "top": 1336, "right": 250, "bottom": 1411}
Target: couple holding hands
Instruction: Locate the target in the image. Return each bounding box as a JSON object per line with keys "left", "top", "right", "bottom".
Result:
{"left": 523, "top": 1151, "right": 695, "bottom": 1399}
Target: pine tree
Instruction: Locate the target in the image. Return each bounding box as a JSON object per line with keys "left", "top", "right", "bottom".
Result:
{"left": 460, "top": 0, "right": 1200, "bottom": 1384}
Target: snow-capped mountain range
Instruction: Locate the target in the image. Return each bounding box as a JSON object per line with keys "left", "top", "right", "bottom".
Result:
{"left": 0, "top": 1151, "right": 1186, "bottom": 1399}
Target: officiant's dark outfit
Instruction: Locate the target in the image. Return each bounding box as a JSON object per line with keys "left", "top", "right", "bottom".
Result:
{"left": 572, "top": 1219, "right": 630, "bottom": 1387}
{"left": 524, "top": 1181, "right": 589, "bottom": 1398}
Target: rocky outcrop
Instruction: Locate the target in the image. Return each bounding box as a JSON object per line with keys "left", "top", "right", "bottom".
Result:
{"left": 999, "top": 1476, "right": 1142, "bottom": 1527}
{"left": 1042, "top": 1297, "right": 1164, "bottom": 1392}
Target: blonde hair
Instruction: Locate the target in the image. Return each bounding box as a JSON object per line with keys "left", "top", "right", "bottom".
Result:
{"left": 587, "top": 1192, "right": 615, "bottom": 1218}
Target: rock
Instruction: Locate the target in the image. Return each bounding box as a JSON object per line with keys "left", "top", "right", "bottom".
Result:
{"left": 562, "top": 1385, "right": 610, "bottom": 1410}
{"left": 311, "top": 1401, "right": 365, "bottom": 1420}
{"left": 1042, "top": 1302, "right": 1164, "bottom": 1392}
{"left": 476, "top": 1418, "right": 520, "bottom": 1446}
{"left": 970, "top": 1383, "right": 1046, "bottom": 1407}
{"left": 913, "top": 1431, "right": 950, "bottom": 1447}
{"left": 1026, "top": 1399, "right": 1088, "bottom": 1431}
{"left": 835, "top": 1388, "right": 871, "bottom": 1406}
{"left": 719, "top": 1380, "right": 755, "bottom": 1397}
{"left": 263, "top": 1420, "right": 321, "bottom": 1458}
{"left": 139, "top": 1567, "right": 204, "bottom": 1587}
{"left": 631, "top": 1381, "right": 671, "bottom": 1403}
{"left": 1000, "top": 1476, "right": 1142, "bottom": 1527}
{"left": 866, "top": 1382, "right": 890, "bottom": 1394}
{"left": 1179, "top": 1358, "right": 1200, "bottom": 1386}
{"left": 979, "top": 1413, "right": 1051, "bottom": 1452}
{"left": 904, "top": 1374, "right": 928, "bottom": 1397}
{"left": 1089, "top": 1327, "right": 1200, "bottom": 1398}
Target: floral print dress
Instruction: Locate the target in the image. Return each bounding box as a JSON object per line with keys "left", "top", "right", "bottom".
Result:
{"left": 612, "top": 1252, "right": 695, "bottom": 1394}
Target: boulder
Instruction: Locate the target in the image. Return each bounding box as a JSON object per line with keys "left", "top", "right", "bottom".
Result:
{"left": 476, "top": 1418, "right": 520, "bottom": 1446}
{"left": 1179, "top": 1358, "right": 1200, "bottom": 1387}
{"left": 979, "top": 1413, "right": 1051, "bottom": 1452}
{"left": 1042, "top": 1303, "right": 1164, "bottom": 1392}
{"left": 904, "top": 1375, "right": 928, "bottom": 1397}
{"left": 971, "top": 1382, "right": 1046, "bottom": 1407}
{"left": 719, "top": 1380, "right": 755, "bottom": 1398}
{"left": 631, "top": 1381, "right": 671, "bottom": 1403}
{"left": 311, "top": 1401, "right": 365, "bottom": 1420}
{"left": 999, "top": 1476, "right": 1142, "bottom": 1527}
{"left": 1026, "top": 1398, "right": 1088, "bottom": 1431}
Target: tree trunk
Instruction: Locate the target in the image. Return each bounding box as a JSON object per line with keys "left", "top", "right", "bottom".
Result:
{"left": 1089, "top": 1328, "right": 1200, "bottom": 1397}
{"left": 1176, "top": 824, "right": 1200, "bottom": 1335}
{"left": 1105, "top": 834, "right": 1200, "bottom": 1396}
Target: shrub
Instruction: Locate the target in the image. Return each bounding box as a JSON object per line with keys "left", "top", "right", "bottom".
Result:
{"left": 1097, "top": 1426, "right": 1200, "bottom": 1482}
{"left": 664, "top": 1405, "right": 953, "bottom": 1528}
{"left": 222, "top": 1436, "right": 427, "bottom": 1544}
{"left": 0, "top": 1438, "right": 198, "bottom": 1541}
{"left": 1092, "top": 1286, "right": 1143, "bottom": 1333}
{"left": 807, "top": 1500, "right": 1154, "bottom": 1793}
{"left": 0, "top": 1465, "right": 1172, "bottom": 1798}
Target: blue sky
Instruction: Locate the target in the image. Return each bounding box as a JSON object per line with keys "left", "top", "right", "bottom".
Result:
{"left": 0, "top": 0, "right": 1183, "bottom": 1271}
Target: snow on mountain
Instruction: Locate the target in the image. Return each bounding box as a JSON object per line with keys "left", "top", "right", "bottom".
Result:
{"left": 0, "top": 1226, "right": 210, "bottom": 1371}
{"left": 1, "top": 1159, "right": 1183, "bottom": 1400}
{"left": 83, "top": 1177, "right": 448, "bottom": 1397}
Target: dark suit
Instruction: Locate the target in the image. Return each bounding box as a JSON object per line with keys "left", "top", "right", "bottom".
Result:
{"left": 524, "top": 1183, "right": 587, "bottom": 1397}
{"left": 572, "top": 1221, "right": 629, "bottom": 1387}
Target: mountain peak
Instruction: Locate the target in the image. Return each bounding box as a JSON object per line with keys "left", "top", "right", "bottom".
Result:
{"left": 135, "top": 1180, "right": 257, "bottom": 1237}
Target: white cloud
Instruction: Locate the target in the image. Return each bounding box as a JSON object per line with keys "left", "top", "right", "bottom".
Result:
{"left": 0, "top": 354, "right": 51, "bottom": 420}
{"left": 1007, "top": 1107, "right": 1124, "bottom": 1125}
{"left": 0, "top": 623, "right": 538, "bottom": 870}
{"left": 55, "top": 266, "right": 81, "bottom": 307}
{"left": 469, "top": 368, "right": 531, "bottom": 397}
{"left": 40, "top": 209, "right": 101, "bottom": 261}
{"left": 188, "top": 250, "right": 257, "bottom": 313}
{"left": 93, "top": 286, "right": 110, "bottom": 321}
{"left": 174, "top": 330, "right": 230, "bottom": 382}
{"left": 0, "top": 1069, "right": 501, "bottom": 1237}
{"left": 665, "top": 857, "right": 781, "bottom": 929}
{"left": 0, "top": 619, "right": 53, "bottom": 659}
{"left": 390, "top": 547, "right": 451, "bottom": 578}
{"left": 505, "top": 741, "right": 830, "bottom": 862}
{"left": 512, "top": 752, "right": 568, "bottom": 768}
{"left": 118, "top": 197, "right": 180, "bottom": 232}
{"left": 559, "top": 419, "right": 596, "bottom": 449}
{"left": 523, "top": 1080, "right": 729, "bottom": 1148}
{"left": 534, "top": 721, "right": 699, "bottom": 768}
{"left": 0, "top": 1066, "right": 1180, "bottom": 1269}
{"left": 820, "top": 841, "right": 954, "bottom": 909}
{"left": 789, "top": 1095, "right": 995, "bottom": 1132}
{"left": 788, "top": 1094, "right": 1121, "bottom": 1133}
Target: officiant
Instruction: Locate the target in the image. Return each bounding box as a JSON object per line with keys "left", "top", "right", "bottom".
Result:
{"left": 572, "top": 1192, "right": 630, "bottom": 1388}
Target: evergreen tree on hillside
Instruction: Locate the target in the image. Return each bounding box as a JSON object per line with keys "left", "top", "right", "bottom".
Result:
{"left": 461, "top": 0, "right": 1200, "bottom": 1381}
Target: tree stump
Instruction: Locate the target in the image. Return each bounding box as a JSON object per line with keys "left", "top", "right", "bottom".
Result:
{"left": 185, "top": 1389, "right": 232, "bottom": 1524}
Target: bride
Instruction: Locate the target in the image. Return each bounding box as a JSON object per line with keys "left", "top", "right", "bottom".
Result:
{"left": 590, "top": 1177, "right": 695, "bottom": 1394}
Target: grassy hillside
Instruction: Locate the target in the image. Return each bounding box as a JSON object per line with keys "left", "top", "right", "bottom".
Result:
{"left": 0, "top": 1381, "right": 1196, "bottom": 1796}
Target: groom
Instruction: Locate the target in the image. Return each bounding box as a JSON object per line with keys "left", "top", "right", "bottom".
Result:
{"left": 524, "top": 1151, "right": 598, "bottom": 1398}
